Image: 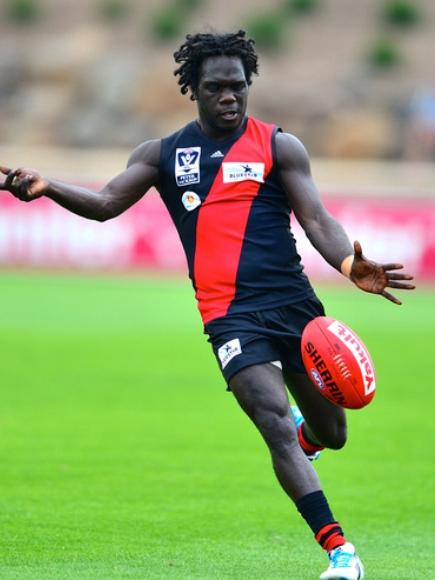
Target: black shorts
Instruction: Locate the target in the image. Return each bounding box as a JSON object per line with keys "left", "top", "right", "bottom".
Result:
{"left": 204, "top": 297, "right": 325, "bottom": 386}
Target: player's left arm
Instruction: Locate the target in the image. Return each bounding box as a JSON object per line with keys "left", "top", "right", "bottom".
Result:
{"left": 276, "top": 131, "right": 415, "bottom": 304}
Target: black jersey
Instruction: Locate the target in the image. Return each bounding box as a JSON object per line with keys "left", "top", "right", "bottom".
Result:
{"left": 159, "top": 116, "right": 315, "bottom": 324}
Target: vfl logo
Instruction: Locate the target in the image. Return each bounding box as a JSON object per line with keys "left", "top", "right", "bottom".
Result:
{"left": 222, "top": 162, "right": 264, "bottom": 184}
{"left": 217, "top": 338, "right": 242, "bottom": 369}
{"left": 181, "top": 191, "right": 201, "bottom": 211}
{"left": 175, "top": 147, "right": 201, "bottom": 187}
{"left": 310, "top": 368, "right": 325, "bottom": 390}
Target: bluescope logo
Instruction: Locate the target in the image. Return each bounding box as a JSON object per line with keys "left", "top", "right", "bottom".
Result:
{"left": 175, "top": 147, "right": 201, "bottom": 186}
{"left": 222, "top": 162, "right": 265, "bottom": 184}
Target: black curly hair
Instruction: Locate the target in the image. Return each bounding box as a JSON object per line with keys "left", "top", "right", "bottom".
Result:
{"left": 173, "top": 30, "right": 258, "bottom": 100}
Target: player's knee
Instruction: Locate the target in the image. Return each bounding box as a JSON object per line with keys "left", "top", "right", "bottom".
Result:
{"left": 322, "top": 423, "right": 347, "bottom": 450}
{"left": 254, "top": 408, "right": 298, "bottom": 456}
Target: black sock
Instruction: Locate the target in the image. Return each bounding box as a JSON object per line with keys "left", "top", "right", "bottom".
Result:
{"left": 295, "top": 490, "right": 345, "bottom": 551}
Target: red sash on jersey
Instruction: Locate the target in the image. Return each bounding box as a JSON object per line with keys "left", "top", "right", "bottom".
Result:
{"left": 194, "top": 117, "right": 275, "bottom": 324}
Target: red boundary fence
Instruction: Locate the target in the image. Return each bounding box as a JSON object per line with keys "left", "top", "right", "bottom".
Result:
{"left": 1, "top": 187, "right": 434, "bottom": 280}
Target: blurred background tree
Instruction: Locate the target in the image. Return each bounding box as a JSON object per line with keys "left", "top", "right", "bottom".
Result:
{"left": 97, "top": 0, "right": 129, "bottom": 22}
{"left": 0, "top": 0, "right": 433, "bottom": 160}
{"left": 383, "top": 0, "right": 420, "bottom": 28}
{"left": 246, "top": 12, "right": 286, "bottom": 51}
{"left": 6, "top": 0, "right": 40, "bottom": 24}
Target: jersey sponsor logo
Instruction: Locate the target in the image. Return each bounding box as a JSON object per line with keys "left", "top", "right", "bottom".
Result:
{"left": 222, "top": 162, "right": 265, "bottom": 184}
{"left": 327, "top": 320, "right": 376, "bottom": 395}
{"left": 175, "top": 147, "right": 201, "bottom": 186}
{"left": 218, "top": 338, "right": 242, "bottom": 369}
{"left": 181, "top": 191, "right": 201, "bottom": 211}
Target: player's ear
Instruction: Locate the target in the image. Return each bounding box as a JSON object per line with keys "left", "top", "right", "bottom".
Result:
{"left": 190, "top": 81, "right": 199, "bottom": 101}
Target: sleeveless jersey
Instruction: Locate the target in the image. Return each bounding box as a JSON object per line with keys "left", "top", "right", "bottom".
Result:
{"left": 159, "top": 116, "right": 315, "bottom": 325}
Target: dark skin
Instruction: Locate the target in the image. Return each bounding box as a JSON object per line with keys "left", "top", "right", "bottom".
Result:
{"left": 0, "top": 55, "right": 415, "bottom": 501}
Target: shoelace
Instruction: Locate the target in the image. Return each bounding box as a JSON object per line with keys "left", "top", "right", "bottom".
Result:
{"left": 330, "top": 548, "right": 354, "bottom": 568}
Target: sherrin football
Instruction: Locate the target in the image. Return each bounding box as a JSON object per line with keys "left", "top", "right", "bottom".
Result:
{"left": 301, "top": 316, "right": 376, "bottom": 409}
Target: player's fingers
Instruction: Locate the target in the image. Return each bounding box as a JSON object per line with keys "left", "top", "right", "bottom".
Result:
{"left": 19, "top": 176, "right": 31, "bottom": 197}
{"left": 382, "top": 289, "right": 402, "bottom": 305}
{"left": 386, "top": 272, "right": 414, "bottom": 281}
{"left": 0, "top": 166, "right": 12, "bottom": 175}
{"left": 5, "top": 169, "right": 19, "bottom": 189}
{"left": 382, "top": 263, "right": 403, "bottom": 271}
{"left": 387, "top": 280, "right": 416, "bottom": 290}
{"left": 353, "top": 240, "right": 363, "bottom": 259}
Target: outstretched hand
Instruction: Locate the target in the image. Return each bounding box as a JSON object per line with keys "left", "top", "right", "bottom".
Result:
{"left": 0, "top": 166, "right": 49, "bottom": 201}
{"left": 349, "top": 241, "right": 415, "bottom": 305}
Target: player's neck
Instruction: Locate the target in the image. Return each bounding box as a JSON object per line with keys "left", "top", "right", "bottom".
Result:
{"left": 195, "top": 116, "right": 247, "bottom": 142}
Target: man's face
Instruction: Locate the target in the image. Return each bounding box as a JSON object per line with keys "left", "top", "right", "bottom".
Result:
{"left": 195, "top": 56, "right": 249, "bottom": 138}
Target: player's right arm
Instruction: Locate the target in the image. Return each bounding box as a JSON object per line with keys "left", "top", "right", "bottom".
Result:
{"left": 0, "top": 139, "right": 161, "bottom": 221}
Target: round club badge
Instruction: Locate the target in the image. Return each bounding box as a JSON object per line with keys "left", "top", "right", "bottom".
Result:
{"left": 181, "top": 191, "right": 201, "bottom": 211}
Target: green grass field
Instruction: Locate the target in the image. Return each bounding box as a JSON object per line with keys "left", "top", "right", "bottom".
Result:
{"left": 0, "top": 272, "right": 434, "bottom": 579}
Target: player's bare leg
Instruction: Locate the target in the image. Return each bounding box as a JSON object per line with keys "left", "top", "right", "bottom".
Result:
{"left": 230, "top": 363, "right": 364, "bottom": 579}
{"left": 284, "top": 370, "right": 347, "bottom": 452}
{"left": 230, "top": 363, "right": 321, "bottom": 499}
